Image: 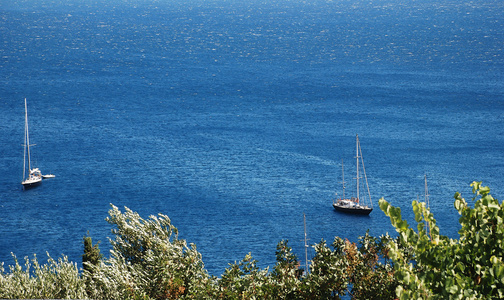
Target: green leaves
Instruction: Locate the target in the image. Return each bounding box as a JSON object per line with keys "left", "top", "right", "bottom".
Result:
{"left": 0, "top": 253, "right": 87, "bottom": 299}
{"left": 83, "top": 204, "right": 209, "bottom": 300}
{"left": 381, "top": 182, "right": 504, "bottom": 299}
{"left": 0, "top": 202, "right": 398, "bottom": 300}
{"left": 6, "top": 181, "right": 503, "bottom": 300}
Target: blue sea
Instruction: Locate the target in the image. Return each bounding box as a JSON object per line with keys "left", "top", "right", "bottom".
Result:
{"left": 1, "top": 0, "right": 503, "bottom": 276}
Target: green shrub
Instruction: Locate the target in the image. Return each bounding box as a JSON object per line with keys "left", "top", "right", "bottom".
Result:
{"left": 380, "top": 181, "right": 504, "bottom": 299}
{"left": 83, "top": 205, "right": 209, "bottom": 299}
{"left": 0, "top": 253, "right": 87, "bottom": 299}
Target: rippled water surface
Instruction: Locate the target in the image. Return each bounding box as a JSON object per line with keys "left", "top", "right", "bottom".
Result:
{"left": 1, "top": 0, "right": 503, "bottom": 275}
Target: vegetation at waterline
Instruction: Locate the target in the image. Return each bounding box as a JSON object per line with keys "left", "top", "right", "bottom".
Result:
{"left": 1, "top": 181, "right": 503, "bottom": 299}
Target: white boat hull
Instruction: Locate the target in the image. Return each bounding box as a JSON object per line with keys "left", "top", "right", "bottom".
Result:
{"left": 22, "top": 177, "right": 42, "bottom": 189}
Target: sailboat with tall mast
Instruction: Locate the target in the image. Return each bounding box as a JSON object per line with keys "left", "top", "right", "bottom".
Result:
{"left": 332, "top": 134, "right": 373, "bottom": 215}
{"left": 21, "top": 98, "right": 43, "bottom": 189}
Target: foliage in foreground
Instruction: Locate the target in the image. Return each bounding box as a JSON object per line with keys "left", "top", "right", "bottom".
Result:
{"left": 1, "top": 182, "right": 502, "bottom": 299}
{"left": 0, "top": 253, "right": 86, "bottom": 299}
{"left": 380, "top": 181, "right": 504, "bottom": 299}
{"left": 0, "top": 205, "right": 395, "bottom": 299}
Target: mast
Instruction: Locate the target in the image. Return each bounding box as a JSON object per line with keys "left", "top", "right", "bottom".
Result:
{"left": 341, "top": 159, "right": 346, "bottom": 199}
{"left": 424, "top": 174, "right": 430, "bottom": 208}
{"left": 424, "top": 174, "right": 431, "bottom": 238}
{"left": 359, "top": 137, "right": 373, "bottom": 208}
{"left": 303, "top": 213, "right": 309, "bottom": 274}
{"left": 356, "top": 134, "right": 360, "bottom": 201}
{"left": 24, "top": 98, "right": 32, "bottom": 174}
{"left": 23, "top": 100, "right": 27, "bottom": 180}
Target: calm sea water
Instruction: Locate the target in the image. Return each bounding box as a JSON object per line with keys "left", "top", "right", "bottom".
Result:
{"left": 1, "top": 0, "right": 503, "bottom": 276}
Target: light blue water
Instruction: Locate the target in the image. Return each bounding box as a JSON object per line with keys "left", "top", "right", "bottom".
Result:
{"left": 1, "top": 0, "right": 503, "bottom": 276}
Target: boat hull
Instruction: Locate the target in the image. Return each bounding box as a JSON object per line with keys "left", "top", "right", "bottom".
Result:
{"left": 333, "top": 203, "right": 372, "bottom": 215}
{"left": 22, "top": 179, "right": 42, "bottom": 189}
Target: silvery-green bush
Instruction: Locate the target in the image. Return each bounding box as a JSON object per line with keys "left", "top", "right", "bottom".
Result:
{"left": 84, "top": 205, "right": 210, "bottom": 299}
{"left": 1, "top": 203, "right": 398, "bottom": 299}
{"left": 0, "top": 253, "right": 87, "bottom": 299}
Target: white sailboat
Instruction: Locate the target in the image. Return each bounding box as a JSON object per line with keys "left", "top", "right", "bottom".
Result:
{"left": 332, "top": 134, "right": 373, "bottom": 215}
{"left": 21, "top": 98, "right": 42, "bottom": 189}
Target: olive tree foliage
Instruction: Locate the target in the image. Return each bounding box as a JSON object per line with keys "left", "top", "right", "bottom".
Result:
{"left": 306, "top": 234, "right": 396, "bottom": 299}
{"left": 4, "top": 182, "right": 504, "bottom": 299}
{"left": 84, "top": 205, "right": 396, "bottom": 299}
{"left": 207, "top": 252, "right": 271, "bottom": 298}
{"left": 206, "top": 235, "right": 397, "bottom": 299}
{"left": 84, "top": 204, "right": 210, "bottom": 300}
{"left": 1, "top": 203, "right": 397, "bottom": 299}
{"left": 202, "top": 242, "right": 301, "bottom": 299}
{"left": 347, "top": 233, "right": 397, "bottom": 299}
{"left": 379, "top": 181, "right": 504, "bottom": 299}
{"left": 0, "top": 253, "right": 87, "bottom": 299}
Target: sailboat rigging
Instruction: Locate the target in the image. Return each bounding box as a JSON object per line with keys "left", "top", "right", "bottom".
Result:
{"left": 424, "top": 174, "right": 431, "bottom": 238}
{"left": 22, "top": 98, "right": 42, "bottom": 188}
{"left": 332, "top": 134, "right": 373, "bottom": 215}
{"left": 424, "top": 174, "right": 430, "bottom": 208}
{"left": 303, "top": 213, "right": 309, "bottom": 274}
{"left": 21, "top": 98, "right": 54, "bottom": 189}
